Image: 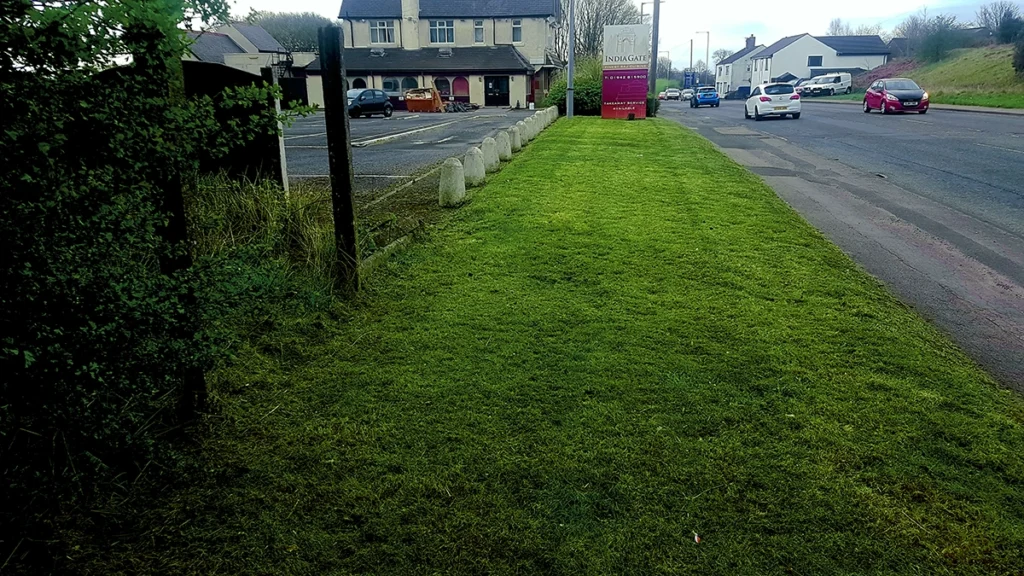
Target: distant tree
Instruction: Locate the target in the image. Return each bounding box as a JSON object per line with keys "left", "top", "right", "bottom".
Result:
{"left": 998, "top": 15, "right": 1024, "bottom": 42}
{"left": 919, "top": 14, "right": 967, "bottom": 61}
{"left": 894, "top": 9, "right": 930, "bottom": 55}
{"left": 554, "top": 0, "right": 641, "bottom": 61}
{"left": 827, "top": 18, "right": 854, "bottom": 36}
{"left": 712, "top": 48, "right": 734, "bottom": 65}
{"left": 693, "top": 59, "right": 708, "bottom": 74}
{"left": 245, "top": 10, "right": 336, "bottom": 52}
{"left": 854, "top": 24, "right": 884, "bottom": 36}
{"left": 975, "top": 2, "right": 1022, "bottom": 31}
{"left": 657, "top": 56, "right": 673, "bottom": 78}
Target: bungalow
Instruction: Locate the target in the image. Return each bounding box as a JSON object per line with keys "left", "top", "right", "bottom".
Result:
{"left": 750, "top": 34, "right": 889, "bottom": 86}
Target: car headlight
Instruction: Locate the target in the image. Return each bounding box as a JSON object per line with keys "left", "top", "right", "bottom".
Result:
{"left": 885, "top": 93, "right": 899, "bottom": 101}
{"left": 922, "top": 92, "right": 929, "bottom": 100}
{"left": 348, "top": 99, "right": 354, "bottom": 106}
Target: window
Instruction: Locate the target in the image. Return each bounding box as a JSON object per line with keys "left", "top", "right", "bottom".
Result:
{"left": 512, "top": 19, "right": 522, "bottom": 43}
{"left": 434, "top": 77, "right": 451, "bottom": 95}
{"left": 765, "top": 84, "right": 794, "bottom": 95}
{"left": 807, "top": 55, "right": 823, "bottom": 67}
{"left": 401, "top": 77, "right": 418, "bottom": 91}
{"left": 430, "top": 20, "right": 455, "bottom": 43}
{"left": 726, "top": 65, "right": 731, "bottom": 76}
{"left": 382, "top": 77, "right": 399, "bottom": 93}
{"left": 474, "top": 20, "right": 484, "bottom": 43}
{"left": 370, "top": 20, "right": 395, "bottom": 44}
{"left": 352, "top": 78, "right": 367, "bottom": 89}
{"left": 751, "top": 88, "right": 761, "bottom": 97}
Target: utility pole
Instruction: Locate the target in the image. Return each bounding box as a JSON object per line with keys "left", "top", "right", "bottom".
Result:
{"left": 648, "top": 0, "right": 661, "bottom": 94}
{"left": 696, "top": 31, "right": 709, "bottom": 86}
{"left": 566, "top": 0, "right": 575, "bottom": 119}
{"left": 689, "top": 39, "right": 693, "bottom": 87}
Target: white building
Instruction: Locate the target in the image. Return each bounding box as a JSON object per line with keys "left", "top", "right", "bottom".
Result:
{"left": 715, "top": 36, "right": 765, "bottom": 96}
{"left": 750, "top": 34, "right": 890, "bottom": 86}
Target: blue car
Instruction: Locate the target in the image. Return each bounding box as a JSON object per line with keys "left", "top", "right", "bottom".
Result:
{"left": 690, "top": 87, "right": 720, "bottom": 108}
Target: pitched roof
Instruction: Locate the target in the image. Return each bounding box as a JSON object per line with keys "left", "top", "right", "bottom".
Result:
{"left": 305, "top": 46, "right": 534, "bottom": 74}
{"left": 756, "top": 34, "right": 807, "bottom": 58}
{"left": 719, "top": 44, "right": 764, "bottom": 66}
{"left": 814, "top": 35, "right": 889, "bottom": 56}
{"left": 187, "top": 32, "right": 246, "bottom": 63}
{"left": 230, "top": 23, "right": 288, "bottom": 53}
{"left": 339, "top": 0, "right": 559, "bottom": 19}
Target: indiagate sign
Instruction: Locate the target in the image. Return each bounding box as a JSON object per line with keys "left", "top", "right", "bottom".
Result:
{"left": 602, "top": 24, "right": 651, "bottom": 120}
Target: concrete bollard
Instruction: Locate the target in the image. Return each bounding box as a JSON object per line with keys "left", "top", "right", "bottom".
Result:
{"left": 517, "top": 120, "right": 530, "bottom": 144}
{"left": 464, "top": 147, "right": 486, "bottom": 187}
{"left": 496, "top": 131, "right": 513, "bottom": 161}
{"left": 439, "top": 158, "right": 466, "bottom": 207}
{"left": 481, "top": 137, "right": 500, "bottom": 173}
{"left": 524, "top": 117, "right": 536, "bottom": 141}
{"left": 509, "top": 126, "right": 522, "bottom": 152}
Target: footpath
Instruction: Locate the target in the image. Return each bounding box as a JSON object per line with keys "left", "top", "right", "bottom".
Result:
{"left": 105, "top": 118, "right": 1024, "bottom": 575}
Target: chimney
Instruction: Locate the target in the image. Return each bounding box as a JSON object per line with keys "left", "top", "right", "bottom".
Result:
{"left": 746, "top": 35, "right": 756, "bottom": 50}
{"left": 402, "top": 0, "right": 420, "bottom": 50}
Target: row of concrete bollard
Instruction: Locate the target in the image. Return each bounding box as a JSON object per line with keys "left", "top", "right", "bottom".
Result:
{"left": 440, "top": 106, "right": 560, "bottom": 207}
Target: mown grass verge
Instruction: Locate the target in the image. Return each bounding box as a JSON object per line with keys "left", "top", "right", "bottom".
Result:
{"left": 83, "top": 118, "right": 1024, "bottom": 575}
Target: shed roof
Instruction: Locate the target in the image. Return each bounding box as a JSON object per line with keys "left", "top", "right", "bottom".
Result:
{"left": 306, "top": 45, "right": 534, "bottom": 74}
{"left": 230, "top": 23, "right": 288, "bottom": 53}
{"left": 339, "top": 0, "right": 559, "bottom": 19}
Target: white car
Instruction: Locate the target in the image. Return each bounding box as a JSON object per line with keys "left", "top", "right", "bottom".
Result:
{"left": 807, "top": 73, "right": 852, "bottom": 96}
{"left": 745, "top": 82, "right": 802, "bottom": 120}
{"left": 681, "top": 88, "right": 695, "bottom": 101}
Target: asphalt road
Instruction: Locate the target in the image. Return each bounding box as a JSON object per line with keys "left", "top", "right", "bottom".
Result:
{"left": 661, "top": 99, "right": 1024, "bottom": 389}
{"left": 284, "top": 109, "right": 535, "bottom": 194}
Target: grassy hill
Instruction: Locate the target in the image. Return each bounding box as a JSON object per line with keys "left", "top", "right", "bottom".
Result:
{"left": 849, "top": 45, "right": 1024, "bottom": 109}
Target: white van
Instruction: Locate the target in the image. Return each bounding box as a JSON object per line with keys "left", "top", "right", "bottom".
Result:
{"left": 808, "top": 73, "right": 852, "bottom": 96}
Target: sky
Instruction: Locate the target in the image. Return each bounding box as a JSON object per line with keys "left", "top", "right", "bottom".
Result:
{"left": 227, "top": 0, "right": 988, "bottom": 64}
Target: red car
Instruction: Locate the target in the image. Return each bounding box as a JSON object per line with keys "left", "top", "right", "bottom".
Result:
{"left": 863, "top": 78, "right": 929, "bottom": 114}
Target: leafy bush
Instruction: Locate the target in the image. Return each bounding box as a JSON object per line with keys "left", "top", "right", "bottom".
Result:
{"left": 918, "top": 15, "right": 968, "bottom": 62}
{"left": 1001, "top": 16, "right": 1024, "bottom": 43}
{"left": 543, "top": 58, "right": 660, "bottom": 118}
{"left": 1015, "top": 38, "right": 1024, "bottom": 77}
{"left": 647, "top": 94, "right": 661, "bottom": 117}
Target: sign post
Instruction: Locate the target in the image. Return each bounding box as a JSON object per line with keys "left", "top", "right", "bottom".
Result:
{"left": 601, "top": 24, "right": 651, "bottom": 120}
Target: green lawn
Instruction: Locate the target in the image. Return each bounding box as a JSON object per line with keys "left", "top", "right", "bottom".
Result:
{"left": 655, "top": 78, "right": 681, "bottom": 93}
{"left": 94, "top": 118, "right": 1024, "bottom": 574}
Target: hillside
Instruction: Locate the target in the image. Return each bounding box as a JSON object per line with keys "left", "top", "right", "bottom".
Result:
{"left": 853, "top": 45, "right": 1024, "bottom": 109}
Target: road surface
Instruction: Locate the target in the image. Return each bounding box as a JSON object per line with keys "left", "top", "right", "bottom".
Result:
{"left": 661, "top": 99, "right": 1024, "bottom": 390}
{"left": 283, "top": 109, "right": 534, "bottom": 194}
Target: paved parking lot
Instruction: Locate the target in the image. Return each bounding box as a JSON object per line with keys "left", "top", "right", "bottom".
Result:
{"left": 284, "top": 109, "right": 535, "bottom": 194}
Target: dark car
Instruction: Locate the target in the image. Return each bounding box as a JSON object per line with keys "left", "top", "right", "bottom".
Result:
{"left": 863, "top": 78, "right": 929, "bottom": 115}
{"left": 348, "top": 89, "right": 394, "bottom": 118}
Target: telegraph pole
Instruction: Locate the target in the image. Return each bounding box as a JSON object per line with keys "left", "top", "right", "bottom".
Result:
{"left": 689, "top": 39, "right": 693, "bottom": 87}
{"left": 648, "top": 0, "right": 661, "bottom": 94}
{"left": 567, "top": 0, "right": 575, "bottom": 119}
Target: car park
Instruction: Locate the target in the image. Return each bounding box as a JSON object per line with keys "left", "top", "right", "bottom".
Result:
{"left": 665, "top": 88, "right": 682, "bottom": 100}
{"left": 347, "top": 89, "right": 394, "bottom": 118}
{"left": 744, "top": 82, "right": 801, "bottom": 120}
{"left": 863, "top": 78, "right": 929, "bottom": 114}
{"left": 691, "top": 87, "right": 720, "bottom": 108}
{"left": 807, "top": 73, "right": 853, "bottom": 96}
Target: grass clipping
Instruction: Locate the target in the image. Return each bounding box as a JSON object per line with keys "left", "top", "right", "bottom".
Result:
{"left": 98, "top": 119, "right": 1023, "bottom": 575}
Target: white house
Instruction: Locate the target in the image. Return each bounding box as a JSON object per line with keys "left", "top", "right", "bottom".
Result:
{"left": 750, "top": 34, "right": 889, "bottom": 86}
{"left": 715, "top": 35, "right": 765, "bottom": 96}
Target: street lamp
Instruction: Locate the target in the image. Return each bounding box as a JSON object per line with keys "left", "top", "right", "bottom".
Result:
{"left": 641, "top": 1, "right": 665, "bottom": 94}
{"left": 696, "top": 31, "right": 710, "bottom": 86}
{"left": 639, "top": 1, "right": 665, "bottom": 23}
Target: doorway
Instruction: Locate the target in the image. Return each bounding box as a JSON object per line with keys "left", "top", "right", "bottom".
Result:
{"left": 484, "top": 76, "right": 510, "bottom": 107}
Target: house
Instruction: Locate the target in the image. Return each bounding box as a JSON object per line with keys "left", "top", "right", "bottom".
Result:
{"left": 750, "top": 34, "right": 889, "bottom": 86}
{"left": 331, "top": 0, "right": 561, "bottom": 108}
{"left": 715, "top": 35, "right": 765, "bottom": 96}
{"left": 887, "top": 37, "right": 910, "bottom": 59}
{"left": 186, "top": 23, "right": 292, "bottom": 75}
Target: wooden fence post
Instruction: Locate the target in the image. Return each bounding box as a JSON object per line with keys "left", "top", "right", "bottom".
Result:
{"left": 318, "top": 26, "right": 360, "bottom": 292}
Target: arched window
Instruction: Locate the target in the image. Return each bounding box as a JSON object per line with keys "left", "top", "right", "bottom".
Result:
{"left": 434, "top": 77, "right": 451, "bottom": 95}
{"left": 452, "top": 76, "right": 469, "bottom": 97}
{"left": 382, "top": 77, "right": 400, "bottom": 93}
{"left": 401, "top": 77, "right": 418, "bottom": 91}
{"left": 352, "top": 77, "right": 367, "bottom": 89}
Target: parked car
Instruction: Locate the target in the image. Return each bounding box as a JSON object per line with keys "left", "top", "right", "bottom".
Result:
{"left": 665, "top": 88, "right": 682, "bottom": 100}
{"left": 681, "top": 88, "right": 695, "bottom": 101}
{"left": 658, "top": 91, "right": 667, "bottom": 100}
{"left": 807, "top": 73, "right": 853, "bottom": 96}
{"left": 791, "top": 78, "right": 813, "bottom": 96}
{"left": 691, "top": 87, "right": 720, "bottom": 108}
{"left": 863, "top": 78, "right": 929, "bottom": 114}
{"left": 347, "top": 89, "right": 394, "bottom": 118}
{"left": 744, "top": 82, "right": 801, "bottom": 120}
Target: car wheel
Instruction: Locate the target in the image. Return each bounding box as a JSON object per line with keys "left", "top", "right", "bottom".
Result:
{"left": 863, "top": 99, "right": 871, "bottom": 113}
{"left": 829, "top": 88, "right": 835, "bottom": 96}
{"left": 846, "top": 87, "right": 852, "bottom": 94}
{"left": 349, "top": 109, "right": 360, "bottom": 118}
{"left": 792, "top": 113, "right": 801, "bottom": 119}
{"left": 744, "top": 105, "right": 751, "bottom": 119}
{"left": 754, "top": 106, "right": 762, "bottom": 121}
{"left": 383, "top": 105, "right": 393, "bottom": 118}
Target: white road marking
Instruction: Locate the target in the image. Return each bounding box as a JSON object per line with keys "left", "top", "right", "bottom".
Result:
{"left": 356, "top": 174, "right": 408, "bottom": 179}
{"left": 976, "top": 143, "right": 1024, "bottom": 155}
{"left": 352, "top": 120, "right": 461, "bottom": 147}
{"left": 284, "top": 132, "right": 326, "bottom": 141}
{"left": 436, "top": 136, "right": 455, "bottom": 143}
{"left": 285, "top": 145, "right": 327, "bottom": 149}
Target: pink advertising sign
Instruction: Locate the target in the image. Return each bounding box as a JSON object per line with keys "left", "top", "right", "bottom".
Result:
{"left": 602, "top": 69, "right": 649, "bottom": 119}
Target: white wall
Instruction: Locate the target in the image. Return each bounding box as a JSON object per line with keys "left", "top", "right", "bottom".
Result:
{"left": 751, "top": 35, "right": 887, "bottom": 84}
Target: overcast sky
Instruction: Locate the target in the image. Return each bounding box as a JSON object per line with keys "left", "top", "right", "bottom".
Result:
{"left": 228, "top": 0, "right": 987, "bottom": 63}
